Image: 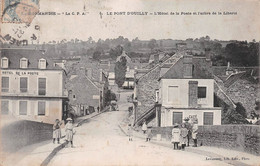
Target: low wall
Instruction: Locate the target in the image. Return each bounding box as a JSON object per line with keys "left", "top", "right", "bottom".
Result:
{"left": 151, "top": 125, "right": 260, "bottom": 156}
{"left": 1, "top": 120, "right": 53, "bottom": 152}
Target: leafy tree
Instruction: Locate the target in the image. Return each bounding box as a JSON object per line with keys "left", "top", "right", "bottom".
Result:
{"left": 104, "top": 90, "right": 117, "bottom": 106}
{"left": 115, "top": 56, "right": 127, "bottom": 87}
{"left": 93, "top": 51, "right": 101, "bottom": 60}
{"left": 148, "top": 39, "right": 157, "bottom": 51}
{"left": 109, "top": 45, "right": 123, "bottom": 60}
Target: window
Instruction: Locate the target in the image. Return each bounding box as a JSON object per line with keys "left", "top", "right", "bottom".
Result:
{"left": 172, "top": 112, "right": 183, "bottom": 125}
{"left": 38, "top": 101, "right": 46, "bottom": 115}
{"left": 19, "top": 101, "right": 27, "bottom": 115}
{"left": 38, "top": 78, "right": 46, "bottom": 95}
{"left": 1, "top": 57, "right": 8, "bottom": 68}
{"left": 198, "top": 87, "right": 207, "bottom": 98}
{"left": 203, "top": 112, "right": 213, "bottom": 125}
{"left": 155, "top": 90, "right": 159, "bottom": 102}
{"left": 20, "top": 77, "right": 28, "bottom": 92}
{"left": 1, "top": 101, "right": 9, "bottom": 115}
{"left": 20, "top": 58, "right": 28, "bottom": 68}
{"left": 168, "top": 86, "right": 179, "bottom": 103}
{"left": 1, "top": 77, "right": 9, "bottom": 92}
{"left": 38, "top": 58, "right": 46, "bottom": 69}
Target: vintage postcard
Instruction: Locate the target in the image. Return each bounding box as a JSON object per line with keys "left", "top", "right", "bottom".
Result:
{"left": 0, "top": 0, "right": 259, "bottom": 165}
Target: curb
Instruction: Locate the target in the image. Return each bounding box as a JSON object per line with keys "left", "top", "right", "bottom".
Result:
{"left": 40, "top": 141, "right": 68, "bottom": 166}
{"left": 40, "top": 111, "right": 105, "bottom": 166}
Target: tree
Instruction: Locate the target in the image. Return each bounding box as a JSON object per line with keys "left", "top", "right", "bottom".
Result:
{"left": 93, "top": 51, "right": 101, "bottom": 60}
{"left": 115, "top": 56, "right": 127, "bottom": 87}
{"left": 104, "top": 90, "right": 117, "bottom": 106}
{"left": 109, "top": 45, "right": 123, "bottom": 60}
{"left": 148, "top": 39, "right": 157, "bottom": 51}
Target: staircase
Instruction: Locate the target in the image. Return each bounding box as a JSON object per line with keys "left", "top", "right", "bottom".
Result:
{"left": 134, "top": 104, "right": 161, "bottom": 126}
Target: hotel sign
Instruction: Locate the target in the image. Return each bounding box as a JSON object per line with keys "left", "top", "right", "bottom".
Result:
{"left": 2, "top": 71, "right": 39, "bottom": 76}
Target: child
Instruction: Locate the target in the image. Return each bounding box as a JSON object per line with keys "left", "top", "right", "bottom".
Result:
{"left": 127, "top": 124, "right": 133, "bottom": 141}
{"left": 53, "top": 119, "right": 62, "bottom": 144}
{"left": 65, "top": 118, "right": 76, "bottom": 148}
{"left": 146, "top": 127, "right": 152, "bottom": 142}
{"left": 142, "top": 120, "right": 147, "bottom": 134}
{"left": 180, "top": 123, "right": 188, "bottom": 150}
{"left": 171, "top": 124, "right": 180, "bottom": 150}
{"left": 192, "top": 119, "right": 198, "bottom": 147}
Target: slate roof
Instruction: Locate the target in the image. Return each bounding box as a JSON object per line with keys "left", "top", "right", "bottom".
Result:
{"left": 1, "top": 48, "right": 62, "bottom": 70}
{"left": 160, "top": 56, "right": 214, "bottom": 79}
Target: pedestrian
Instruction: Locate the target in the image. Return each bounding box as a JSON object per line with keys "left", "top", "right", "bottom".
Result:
{"left": 65, "top": 118, "right": 76, "bottom": 148}
{"left": 184, "top": 117, "right": 192, "bottom": 146}
{"left": 171, "top": 123, "right": 180, "bottom": 150}
{"left": 142, "top": 120, "right": 147, "bottom": 134}
{"left": 180, "top": 123, "right": 188, "bottom": 150}
{"left": 192, "top": 119, "right": 198, "bottom": 147}
{"left": 127, "top": 124, "right": 133, "bottom": 141}
{"left": 97, "top": 106, "right": 100, "bottom": 113}
{"left": 53, "top": 119, "right": 62, "bottom": 144}
{"left": 146, "top": 126, "right": 152, "bottom": 142}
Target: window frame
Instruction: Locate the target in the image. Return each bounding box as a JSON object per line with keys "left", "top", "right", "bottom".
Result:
{"left": 203, "top": 112, "right": 214, "bottom": 125}
{"left": 38, "top": 58, "right": 47, "bottom": 69}
{"left": 1, "top": 57, "right": 9, "bottom": 68}
{"left": 19, "top": 100, "right": 27, "bottom": 115}
{"left": 198, "top": 86, "right": 207, "bottom": 99}
{"left": 172, "top": 112, "right": 183, "bottom": 125}
{"left": 38, "top": 77, "right": 46, "bottom": 95}
{"left": 38, "top": 101, "right": 46, "bottom": 116}
{"left": 1, "top": 100, "right": 9, "bottom": 115}
{"left": 20, "top": 77, "right": 28, "bottom": 92}
{"left": 1, "top": 76, "right": 9, "bottom": 92}
{"left": 20, "top": 58, "right": 28, "bottom": 69}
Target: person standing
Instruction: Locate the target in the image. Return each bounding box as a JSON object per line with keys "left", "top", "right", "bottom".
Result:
{"left": 171, "top": 124, "right": 180, "bottom": 150}
{"left": 184, "top": 118, "right": 192, "bottom": 146}
{"left": 53, "top": 119, "right": 62, "bottom": 144}
{"left": 146, "top": 127, "right": 152, "bottom": 142}
{"left": 142, "top": 120, "right": 147, "bottom": 134}
{"left": 192, "top": 119, "right": 199, "bottom": 147}
{"left": 127, "top": 124, "right": 133, "bottom": 141}
{"left": 180, "top": 123, "right": 188, "bottom": 150}
{"left": 65, "top": 118, "right": 76, "bottom": 148}
{"left": 97, "top": 106, "right": 100, "bottom": 113}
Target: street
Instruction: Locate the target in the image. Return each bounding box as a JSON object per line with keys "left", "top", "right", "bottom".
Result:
{"left": 49, "top": 91, "right": 228, "bottom": 166}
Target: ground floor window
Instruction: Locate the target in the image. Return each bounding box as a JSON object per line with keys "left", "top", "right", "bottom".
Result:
{"left": 1, "top": 101, "right": 9, "bottom": 115}
{"left": 19, "top": 101, "right": 27, "bottom": 115}
{"left": 172, "top": 112, "right": 183, "bottom": 125}
{"left": 38, "top": 101, "right": 46, "bottom": 116}
{"left": 203, "top": 112, "right": 213, "bottom": 125}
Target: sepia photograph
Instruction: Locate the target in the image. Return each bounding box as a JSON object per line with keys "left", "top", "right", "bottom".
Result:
{"left": 0, "top": 0, "right": 259, "bottom": 165}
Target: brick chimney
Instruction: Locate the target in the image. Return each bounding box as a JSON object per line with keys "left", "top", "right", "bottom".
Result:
{"left": 188, "top": 81, "right": 198, "bottom": 107}
{"left": 183, "top": 55, "right": 193, "bottom": 78}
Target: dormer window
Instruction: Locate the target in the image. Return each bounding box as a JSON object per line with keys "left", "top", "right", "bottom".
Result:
{"left": 20, "top": 58, "right": 28, "bottom": 68}
{"left": 38, "top": 58, "right": 46, "bottom": 69}
{"left": 1, "top": 57, "right": 8, "bottom": 68}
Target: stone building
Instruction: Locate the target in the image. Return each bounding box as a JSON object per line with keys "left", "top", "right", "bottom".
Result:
{"left": 0, "top": 49, "right": 68, "bottom": 124}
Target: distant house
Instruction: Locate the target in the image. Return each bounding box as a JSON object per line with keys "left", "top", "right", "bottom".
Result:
{"left": 0, "top": 48, "right": 68, "bottom": 124}
{"left": 65, "top": 59, "right": 108, "bottom": 116}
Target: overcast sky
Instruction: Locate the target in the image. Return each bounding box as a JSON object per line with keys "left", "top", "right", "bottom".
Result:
{"left": 1, "top": 0, "right": 260, "bottom": 43}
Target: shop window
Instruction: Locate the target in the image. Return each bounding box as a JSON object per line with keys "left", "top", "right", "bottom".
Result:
{"left": 203, "top": 112, "right": 213, "bottom": 125}
{"left": 20, "top": 58, "right": 28, "bottom": 68}
{"left": 1, "top": 101, "right": 9, "bottom": 115}
{"left": 1, "top": 57, "right": 8, "bottom": 68}
{"left": 19, "top": 101, "right": 27, "bottom": 115}
{"left": 20, "top": 77, "right": 28, "bottom": 92}
{"left": 1, "top": 77, "right": 9, "bottom": 92}
{"left": 38, "top": 101, "right": 46, "bottom": 116}
{"left": 198, "top": 87, "right": 207, "bottom": 98}
{"left": 172, "top": 112, "right": 183, "bottom": 125}
{"left": 38, "top": 78, "right": 46, "bottom": 95}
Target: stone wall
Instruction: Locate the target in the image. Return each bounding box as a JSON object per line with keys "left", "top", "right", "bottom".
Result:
{"left": 1, "top": 120, "right": 53, "bottom": 152}
{"left": 151, "top": 125, "right": 260, "bottom": 155}
{"left": 136, "top": 67, "right": 161, "bottom": 118}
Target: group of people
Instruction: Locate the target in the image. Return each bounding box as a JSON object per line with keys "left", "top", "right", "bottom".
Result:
{"left": 52, "top": 118, "right": 76, "bottom": 148}
{"left": 171, "top": 118, "right": 198, "bottom": 150}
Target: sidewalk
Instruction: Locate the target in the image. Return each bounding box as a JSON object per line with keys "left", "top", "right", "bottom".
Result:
{"left": 118, "top": 122, "right": 260, "bottom": 166}
{"left": 1, "top": 111, "right": 103, "bottom": 166}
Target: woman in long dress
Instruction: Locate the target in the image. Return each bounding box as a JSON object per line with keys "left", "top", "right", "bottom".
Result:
{"left": 180, "top": 123, "right": 188, "bottom": 150}
{"left": 53, "top": 119, "right": 62, "bottom": 144}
